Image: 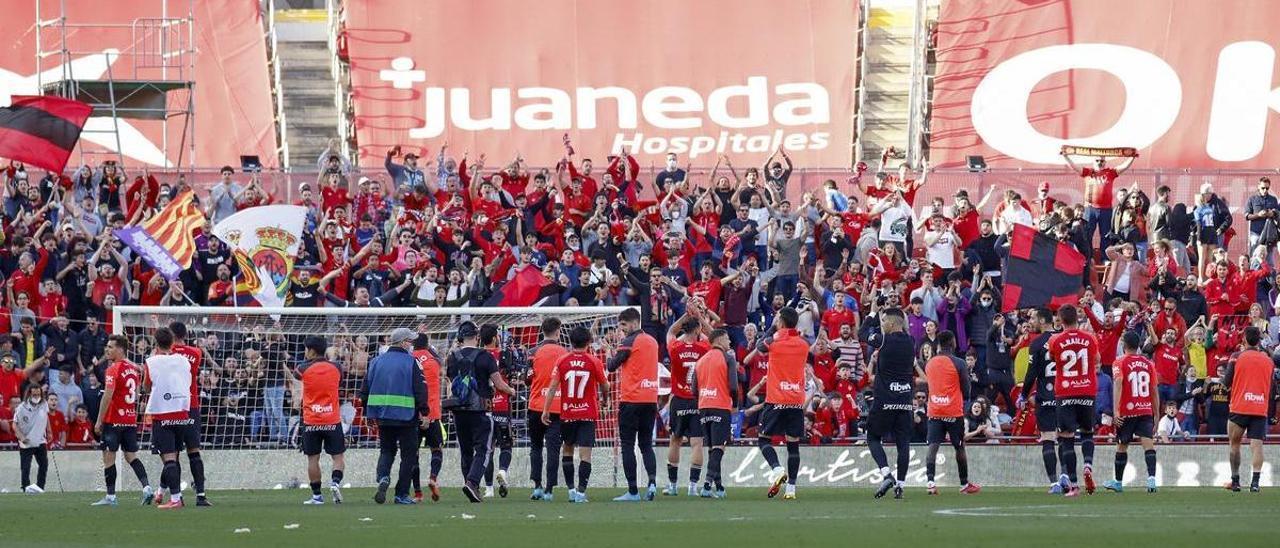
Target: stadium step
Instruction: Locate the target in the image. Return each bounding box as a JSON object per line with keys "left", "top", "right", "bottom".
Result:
{"left": 275, "top": 39, "right": 341, "bottom": 169}
{"left": 858, "top": 4, "right": 920, "bottom": 163}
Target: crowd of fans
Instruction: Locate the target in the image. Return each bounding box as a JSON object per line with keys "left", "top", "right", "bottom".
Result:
{"left": 0, "top": 139, "right": 1278, "bottom": 452}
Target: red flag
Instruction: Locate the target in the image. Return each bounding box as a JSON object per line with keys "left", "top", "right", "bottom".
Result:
{"left": 486, "top": 265, "right": 551, "bottom": 307}
{"left": 0, "top": 96, "right": 92, "bottom": 173}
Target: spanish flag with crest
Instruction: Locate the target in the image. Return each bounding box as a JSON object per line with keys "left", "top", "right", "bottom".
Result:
{"left": 212, "top": 205, "right": 308, "bottom": 308}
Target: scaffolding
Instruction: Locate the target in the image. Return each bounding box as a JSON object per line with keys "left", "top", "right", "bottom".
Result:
{"left": 34, "top": 0, "right": 196, "bottom": 170}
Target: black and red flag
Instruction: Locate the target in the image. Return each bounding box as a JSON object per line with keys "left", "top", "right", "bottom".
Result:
{"left": 0, "top": 96, "right": 93, "bottom": 174}
{"left": 1001, "top": 223, "right": 1086, "bottom": 312}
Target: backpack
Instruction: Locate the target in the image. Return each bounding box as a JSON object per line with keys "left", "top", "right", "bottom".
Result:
{"left": 445, "top": 347, "right": 485, "bottom": 411}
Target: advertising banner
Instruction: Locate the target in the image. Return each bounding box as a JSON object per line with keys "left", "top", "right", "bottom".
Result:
{"left": 344, "top": 0, "right": 857, "bottom": 168}
{"left": 932, "top": 0, "right": 1280, "bottom": 169}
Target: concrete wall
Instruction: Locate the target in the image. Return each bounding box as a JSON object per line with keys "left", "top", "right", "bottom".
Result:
{"left": 1, "top": 444, "right": 1271, "bottom": 493}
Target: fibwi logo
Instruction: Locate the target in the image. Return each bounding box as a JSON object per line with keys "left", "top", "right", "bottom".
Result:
{"left": 779, "top": 381, "right": 804, "bottom": 392}
{"left": 383, "top": 58, "right": 833, "bottom": 159}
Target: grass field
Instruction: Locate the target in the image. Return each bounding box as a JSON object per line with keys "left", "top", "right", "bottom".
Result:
{"left": 0, "top": 487, "right": 1276, "bottom": 547}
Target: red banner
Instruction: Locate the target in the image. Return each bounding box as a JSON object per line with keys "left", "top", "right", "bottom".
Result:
{"left": 0, "top": 0, "right": 277, "bottom": 169}
{"left": 344, "top": 0, "right": 856, "bottom": 168}
{"left": 931, "top": 0, "right": 1280, "bottom": 169}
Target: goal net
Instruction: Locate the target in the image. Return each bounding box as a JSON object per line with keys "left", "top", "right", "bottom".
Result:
{"left": 112, "top": 305, "right": 631, "bottom": 486}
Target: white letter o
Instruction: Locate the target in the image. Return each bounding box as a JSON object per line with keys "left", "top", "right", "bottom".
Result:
{"left": 971, "top": 44, "right": 1182, "bottom": 165}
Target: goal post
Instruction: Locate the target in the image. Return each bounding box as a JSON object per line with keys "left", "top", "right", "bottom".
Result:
{"left": 112, "top": 305, "right": 634, "bottom": 488}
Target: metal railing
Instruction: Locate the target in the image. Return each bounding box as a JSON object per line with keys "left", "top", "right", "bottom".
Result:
{"left": 852, "top": 0, "right": 872, "bottom": 166}
{"left": 265, "top": 0, "right": 290, "bottom": 167}
{"left": 327, "top": 0, "right": 353, "bottom": 164}
{"left": 905, "top": 0, "right": 931, "bottom": 167}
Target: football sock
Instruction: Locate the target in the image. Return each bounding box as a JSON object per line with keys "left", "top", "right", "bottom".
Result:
{"left": 545, "top": 448, "right": 559, "bottom": 489}
{"left": 925, "top": 444, "right": 940, "bottom": 482}
{"left": 1058, "top": 437, "right": 1078, "bottom": 483}
{"left": 689, "top": 464, "right": 702, "bottom": 485}
{"left": 128, "top": 459, "right": 150, "bottom": 487}
{"left": 1252, "top": 472, "right": 1261, "bottom": 486}
{"left": 1144, "top": 450, "right": 1157, "bottom": 478}
{"left": 562, "top": 456, "right": 575, "bottom": 490}
{"left": 332, "top": 469, "right": 343, "bottom": 485}
{"left": 1115, "top": 452, "right": 1129, "bottom": 481}
{"left": 622, "top": 443, "right": 639, "bottom": 494}
{"left": 104, "top": 465, "right": 117, "bottom": 495}
{"left": 485, "top": 460, "right": 494, "bottom": 486}
{"left": 310, "top": 481, "right": 322, "bottom": 496}
{"left": 577, "top": 461, "right": 591, "bottom": 493}
{"left": 162, "top": 460, "right": 181, "bottom": 494}
{"left": 868, "top": 434, "right": 889, "bottom": 469}
{"left": 639, "top": 440, "right": 657, "bottom": 486}
{"left": 411, "top": 465, "right": 421, "bottom": 492}
{"left": 1040, "top": 440, "right": 1058, "bottom": 483}
{"left": 708, "top": 448, "right": 724, "bottom": 489}
{"left": 530, "top": 445, "right": 543, "bottom": 488}
{"left": 785, "top": 441, "right": 801, "bottom": 486}
{"left": 499, "top": 448, "right": 512, "bottom": 472}
{"left": 956, "top": 448, "right": 969, "bottom": 485}
{"left": 667, "top": 462, "right": 679, "bottom": 484}
{"left": 188, "top": 452, "right": 205, "bottom": 495}
{"left": 1080, "top": 434, "right": 1095, "bottom": 466}
{"left": 1232, "top": 474, "right": 1241, "bottom": 486}
{"left": 757, "top": 437, "right": 781, "bottom": 469}
{"left": 430, "top": 450, "right": 442, "bottom": 479}
{"left": 895, "top": 437, "right": 911, "bottom": 481}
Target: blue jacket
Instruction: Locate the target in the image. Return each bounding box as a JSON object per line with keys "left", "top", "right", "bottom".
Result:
{"left": 362, "top": 347, "right": 428, "bottom": 424}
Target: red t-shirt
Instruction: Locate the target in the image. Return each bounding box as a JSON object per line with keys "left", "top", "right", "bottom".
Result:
{"left": 171, "top": 344, "right": 203, "bottom": 410}
{"left": 490, "top": 349, "right": 510, "bottom": 413}
{"left": 553, "top": 350, "right": 607, "bottom": 422}
{"left": 48, "top": 409, "right": 67, "bottom": 447}
{"left": 0, "top": 367, "right": 25, "bottom": 404}
{"left": 67, "top": 418, "right": 95, "bottom": 446}
{"left": 952, "top": 209, "right": 979, "bottom": 248}
{"left": 821, "top": 307, "right": 855, "bottom": 340}
{"left": 811, "top": 352, "right": 837, "bottom": 391}
{"left": 1113, "top": 354, "right": 1157, "bottom": 419}
{"left": 321, "top": 186, "right": 351, "bottom": 214}
{"left": 0, "top": 405, "right": 15, "bottom": 443}
{"left": 1151, "top": 343, "right": 1182, "bottom": 387}
{"left": 1048, "top": 329, "right": 1101, "bottom": 399}
{"left": 667, "top": 340, "right": 711, "bottom": 400}
{"left": 840, "top": 211, "right": 870, "bottom": 242}
{"left": 103, "top": 360, "right": 141, "bottom": 425}
{"left": 92, "top": 277, "right": 124, "bottom": 307}
{"left": 1080, "top": 168, "right": 1118, "bottom": 209}
{"left": 687, "top": 279, "right": 722, "bottom": 314}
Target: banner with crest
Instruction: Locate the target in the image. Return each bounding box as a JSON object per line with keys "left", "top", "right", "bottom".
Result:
{"left": 212, "top": 205, "right": 308, "bottom": 308}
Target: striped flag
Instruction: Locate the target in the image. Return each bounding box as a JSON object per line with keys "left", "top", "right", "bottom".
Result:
{"left": 0, "top": 96, "right": 92, "bottom": 174}
{"left": 117, "top": 190, "right": 206, "bottom": 280}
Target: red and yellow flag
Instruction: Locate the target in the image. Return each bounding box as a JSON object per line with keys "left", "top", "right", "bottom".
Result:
{"left": 117, "top": 191, "right": 206, "bottom": 280}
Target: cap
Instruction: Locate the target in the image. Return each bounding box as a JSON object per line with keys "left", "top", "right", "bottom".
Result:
{"left": 1038, "top": 181, "right": 1050, "bottom": 191}
{"left": 388, "top": 327, "right": 416, "bottom": 345}
{"left": 404, "top": 152, "right": 420, "bottom": 159}
{"left": 357, "top": 176, "right": 372, "bottom": 185}
{"left": 456, "top": 321, "right": 479, "bottom": 340}
{"left": 1199, "top": 183, "right": 1213, "bottom": 194}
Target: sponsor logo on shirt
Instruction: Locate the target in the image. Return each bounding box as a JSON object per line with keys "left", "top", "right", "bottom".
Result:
{"left": 779, "top": 381, "right": 804, "bottom": 392}
{"left": 890, "top": 382, "right": 912, "bottom": 393}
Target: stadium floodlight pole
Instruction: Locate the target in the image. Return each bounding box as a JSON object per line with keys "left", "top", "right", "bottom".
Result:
{"left": 113, "top": 306, "right": 636, "bottom": 331}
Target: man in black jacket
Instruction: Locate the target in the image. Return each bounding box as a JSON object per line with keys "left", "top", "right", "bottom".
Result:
{"left": 447, "top": 322, "right": 515, "bottom": 503}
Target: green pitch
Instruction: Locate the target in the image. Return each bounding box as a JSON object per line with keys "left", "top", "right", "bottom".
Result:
{"left": 0, "top": 488, "right": 1275, "bottom": 547}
